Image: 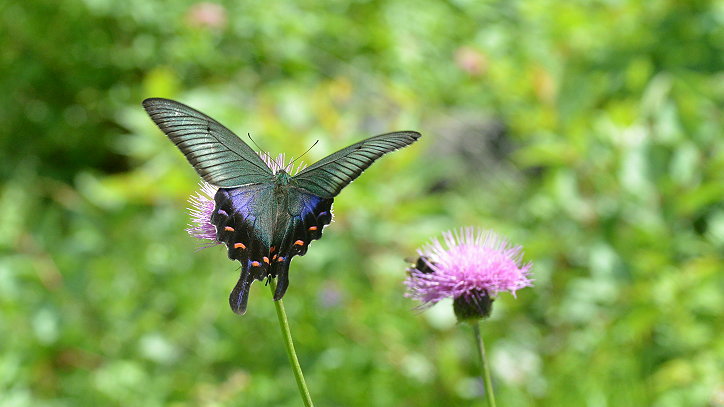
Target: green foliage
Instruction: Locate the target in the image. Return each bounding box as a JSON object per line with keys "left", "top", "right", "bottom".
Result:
{"left": 1, "top": 0, "right": 721, "bottom": 406}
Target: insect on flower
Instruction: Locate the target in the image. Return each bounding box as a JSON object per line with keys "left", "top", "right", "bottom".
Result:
{"left": 143, "top": 98, "right": 420, "bottom": 315}
{"left": 405, "top": 227, "right": 532, "bottom": 321}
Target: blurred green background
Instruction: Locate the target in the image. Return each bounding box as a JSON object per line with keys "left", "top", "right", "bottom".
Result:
{"left": 1, "top": 0, "right": 722, "bottom": 406}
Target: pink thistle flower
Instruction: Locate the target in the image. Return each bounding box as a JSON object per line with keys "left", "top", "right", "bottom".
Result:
{"left": 186, "top": 181, "right": 221, "bottom": 245}
{"left": 405, "top": 227, "right": 533, "bottom": 321}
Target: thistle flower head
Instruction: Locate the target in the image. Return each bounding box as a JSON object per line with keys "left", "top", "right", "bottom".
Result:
{"left": 405, "top": 227, "right": 533, "bottom": 321}
{"left": 258, "top": 152, "right": 307, "bottom": 175}
{"left": 186, "top": 181, "right": 221, "bottom": 246}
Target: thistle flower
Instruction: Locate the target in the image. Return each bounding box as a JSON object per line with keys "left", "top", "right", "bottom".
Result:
{"left": 405, "top": 227, "right": 532, "bottom": 321}
{"left": 186, "top": 181, "right": 220, "bottom": 245}
{"left": 258, "top": 152, "right": 307, "bottom": 175}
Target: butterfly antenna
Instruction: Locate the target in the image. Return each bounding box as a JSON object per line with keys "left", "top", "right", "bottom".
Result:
{"left": 247, "top": 133, "right": 272, "bottom": 161}
{"left": 289, "top": 139, "right": 319, "bottom": 167}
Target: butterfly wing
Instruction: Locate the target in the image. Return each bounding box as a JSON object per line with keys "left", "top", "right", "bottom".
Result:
{"left": 292, "top": 131, "right": 421, "bottom": 198}
{"left": 211, "top": 184, "right": 278, "bottom": 314}
{"left": 142, "top": 98, "right": 273, "bottom": 187}
{"left": 267, "top": 188, "right": 334, "bottom": 301}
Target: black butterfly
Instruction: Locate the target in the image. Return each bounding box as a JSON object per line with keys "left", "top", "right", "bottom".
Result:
{"left": 143, "top": 98, "right": 421, "bottom": 314}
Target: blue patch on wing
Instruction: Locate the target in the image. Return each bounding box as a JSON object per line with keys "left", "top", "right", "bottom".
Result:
{"left": 296, "top": 192, "right": 325, "bottom": 218}
{"left": 223, "top": 184, "right": 271, "bottom": 222}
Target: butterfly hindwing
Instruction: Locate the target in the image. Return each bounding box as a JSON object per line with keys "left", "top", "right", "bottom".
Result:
{"left": 292, "top": 131, "right": 421, "bottom": 198}
{"left": 268, "top": 189, "right": 333, "bottom": 300}
{"left": 211, "top": 184, "right": 277, "bottom": 314}
{"left": 142, "top": 98, "right": 273, "bottom": 187}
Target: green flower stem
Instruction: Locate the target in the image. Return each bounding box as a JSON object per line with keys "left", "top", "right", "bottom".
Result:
{"left": 472, "top": 322, "right": 497, "bottom": 407}
{"left": 269, "top": 280, "right": 314, "bottom": 407}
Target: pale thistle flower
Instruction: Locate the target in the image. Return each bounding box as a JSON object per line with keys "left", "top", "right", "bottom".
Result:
{"left": 257, "top": 152, "right": 307, "bottom": 175}
{"left": 186, "top": 181, "right": 220, "bottom": 245}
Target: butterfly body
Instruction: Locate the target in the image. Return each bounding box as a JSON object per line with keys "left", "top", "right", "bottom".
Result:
{"left": 143, "top": 97, "right": 420, "bottom": 314}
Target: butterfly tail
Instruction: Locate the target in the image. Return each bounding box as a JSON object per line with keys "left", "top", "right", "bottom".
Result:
{"left": 272, "top": 259, "right": 291, "bottom": 301}
{"left": 229, "top": 267, "right": 256, "bottom": 315}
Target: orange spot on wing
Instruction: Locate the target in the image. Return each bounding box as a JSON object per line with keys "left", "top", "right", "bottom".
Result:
{"left": 263, "top": 257, "right": 270, "bottom": 264}
{"left": 272, "top": 254, "right": 277, "bottom": 260}
{"left": 224, "top": 226, "right": 235, "bottom": 232}
{"left": 277, "top": 256, "right": 285, "bottom": 262}
{"left": 251, "top": 261, "right": 261, "bottom": 267}
{"left": 308, "top": 226, "right": 318, "bottom": 231}
{"left": 294, "top": 240, "right": 304, "bottom": 246}
{"left": 234, "top": 243, "right": 246, "bottom": 249}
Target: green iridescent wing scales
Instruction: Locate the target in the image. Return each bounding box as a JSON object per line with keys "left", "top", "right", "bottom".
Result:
{"left": 292, "top": 131, "right": 421, "bottom": 198}
{"left": 142, "top": 98, "right": 273, "bottom": 187}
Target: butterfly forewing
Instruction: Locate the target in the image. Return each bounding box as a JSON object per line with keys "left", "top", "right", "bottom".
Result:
{"left": 142, "top": 98, "right": 273, "bottom": 187}
{"left": 292, "top": 131, "right": 421, "bottom": 198}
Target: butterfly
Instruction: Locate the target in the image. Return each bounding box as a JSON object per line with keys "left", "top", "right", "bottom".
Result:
{"left": 142, "top": 98, "right": 421, "bottom": 314}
